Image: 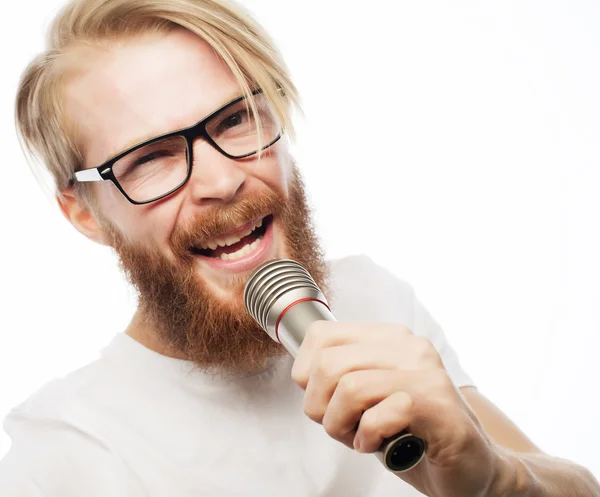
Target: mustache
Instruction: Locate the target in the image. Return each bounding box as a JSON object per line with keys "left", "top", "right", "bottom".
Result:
{"left": 170, "top": 189, "right": 286, "bottom": 259}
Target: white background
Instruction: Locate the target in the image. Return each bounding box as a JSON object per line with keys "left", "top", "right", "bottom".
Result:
{"left": 1, "top": 0, "right": 599, "bottom": 478}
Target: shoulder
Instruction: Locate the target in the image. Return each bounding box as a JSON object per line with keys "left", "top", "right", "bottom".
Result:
{"left": 0, "top": 359, "right": 142, "bottom": 496}
{"left": 329, "top": 254, "right": 415, "bottom": 294}
{"left": 6, "top": 355, "right": 111, "bottom": 424}
{"left": 327, "top": 254, "right": 419, "bottom": 324}
{"left": 2, "top": 356, "right": 117, "bottom": 460}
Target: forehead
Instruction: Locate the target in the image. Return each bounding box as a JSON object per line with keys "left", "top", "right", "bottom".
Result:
{"left": 64, "top": 29, "right": 240, "bottom": 167}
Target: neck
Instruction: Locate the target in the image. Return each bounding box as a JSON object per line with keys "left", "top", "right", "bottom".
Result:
{"left": 125, "top": 308, "right": 189, "bottom": 360}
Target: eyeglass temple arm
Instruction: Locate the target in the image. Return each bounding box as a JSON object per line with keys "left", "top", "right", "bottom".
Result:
{"left": 74, "top": 168, "right": 105, "bottom": 183}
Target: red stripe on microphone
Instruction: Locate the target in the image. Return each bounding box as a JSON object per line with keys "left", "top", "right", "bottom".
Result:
{"left": 274, "top": 298, "right": 331, "bottom": 344}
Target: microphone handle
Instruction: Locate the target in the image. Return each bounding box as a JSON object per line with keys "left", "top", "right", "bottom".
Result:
{"left": 278, "top": 300, "right": 426, "bottom": 473}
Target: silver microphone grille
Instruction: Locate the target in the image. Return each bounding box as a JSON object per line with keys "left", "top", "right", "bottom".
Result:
{"left": 244, "top": 259, "right": 326, "bottom": 339}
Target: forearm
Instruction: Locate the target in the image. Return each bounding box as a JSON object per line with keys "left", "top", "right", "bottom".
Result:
{"left": 495, "top": 448, "right": 600, "bottom": 497}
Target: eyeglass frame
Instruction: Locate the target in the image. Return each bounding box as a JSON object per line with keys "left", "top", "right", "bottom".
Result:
{"left": 72, "top": 88, "right": 282, "bottom": 205}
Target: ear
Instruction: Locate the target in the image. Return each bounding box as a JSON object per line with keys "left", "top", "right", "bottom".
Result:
{"left": 57, "top": 187, "right": 109, "bottom": 246}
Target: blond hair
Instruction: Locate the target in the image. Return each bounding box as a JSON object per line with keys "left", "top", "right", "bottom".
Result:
{"left": 15, "top": 0, "right": 299, "bottom": 204}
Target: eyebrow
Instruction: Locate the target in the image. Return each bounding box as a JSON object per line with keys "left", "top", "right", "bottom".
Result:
{"left": 100, "top": 126, "right": 183, "bottom": 166}
{"left": 103, "top": 90, "right": 249, "bottom": 164}
{"left": 121, "top": 131, "right": 165, "bottom": 153}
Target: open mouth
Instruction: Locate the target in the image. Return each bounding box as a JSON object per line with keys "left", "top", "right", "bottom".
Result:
{"left": 190, "top": 215, "right": 272, "bottom": 261}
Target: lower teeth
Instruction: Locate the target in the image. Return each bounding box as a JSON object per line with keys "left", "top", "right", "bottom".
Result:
{"left": 219, "top": 236, "right": 263, "bottom": 261}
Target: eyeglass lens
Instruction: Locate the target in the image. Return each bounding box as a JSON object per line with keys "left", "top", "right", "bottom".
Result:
{"left": 112, "top": 93, "right": 280, "bottom": 203}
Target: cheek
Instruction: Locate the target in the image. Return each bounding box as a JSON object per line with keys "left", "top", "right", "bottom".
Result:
{"left": 251, "top": 144, "right": 292, "bottom": 196}
{"left": 94, "top": 182, "right": 178, "bottom": 247}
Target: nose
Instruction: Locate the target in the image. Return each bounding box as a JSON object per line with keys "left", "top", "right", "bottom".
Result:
{"left": 185, "top": 139, "right": 247, "bottom": 205}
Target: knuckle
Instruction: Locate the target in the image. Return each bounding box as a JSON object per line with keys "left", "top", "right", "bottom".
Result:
{"left": 395, "top": 391, "right": 415, "bottom": 412}
{"left": 394, "top": 324, "right": 414, "bottom": 337}
{"left": 358, "top": 410, "right": 380, "bottom": 438}
{"left": 380, "top": 323, "right": 413, "bottom": 339}
{"left": 312, "top": 349, "right": 329, "bottom": 376}
{"left": 305, "top": 320, "right": 329, "bottom": 344}
{"left": 311, "top": 349, "right": 342, "bottom": 383}
{"left": 322, "top": 417, "right": 342, "bottom": 439}
{"left": 413, "top": 335, "right": 434, "bottom": 354}
{"left": 413, "top": 336, "right": 442, "bottom": 364}
{"left": 290, "top": 363, "right": 307, "bottom": 386}
{"left": 337, "top": 372, "right": 363, "bottom": 399}
{"left": 303, "top": 400, "right": 323, "bottom": 423}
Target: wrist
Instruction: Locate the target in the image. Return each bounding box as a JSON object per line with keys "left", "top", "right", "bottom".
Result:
{"left": 488, "top": 446, "right": 533, "bottom": 497}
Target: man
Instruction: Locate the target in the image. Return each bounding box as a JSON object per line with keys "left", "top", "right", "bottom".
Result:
{"left": 2, "top": 0, "right": 598, "bottom": 495}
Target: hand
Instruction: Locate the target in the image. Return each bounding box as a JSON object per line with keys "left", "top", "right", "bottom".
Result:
{"left": 291, "top": 321, "right": 514, "bottom": 497}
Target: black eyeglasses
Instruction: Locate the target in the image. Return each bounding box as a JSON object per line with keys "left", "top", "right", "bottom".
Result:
{"left": 73, "top": 89, "right": 282, "bottom": 204}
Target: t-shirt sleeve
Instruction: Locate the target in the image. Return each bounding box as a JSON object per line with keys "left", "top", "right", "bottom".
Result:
{"left": 330, "top": 254, "right": 475, "bottom": 389}
{"left": 410, "top": 288, "right": 475, "bottom": 388}
{"left": 0, "top": 407, "right": 145, "bottom": 497}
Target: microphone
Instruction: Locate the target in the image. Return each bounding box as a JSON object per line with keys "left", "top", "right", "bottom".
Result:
{"left": 244, "top": 258, "right": 426, "bottom": 473}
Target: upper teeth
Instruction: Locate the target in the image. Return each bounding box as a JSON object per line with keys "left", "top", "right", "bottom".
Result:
{"left": 198, "top": 218, "right": 264, "bottom": 250}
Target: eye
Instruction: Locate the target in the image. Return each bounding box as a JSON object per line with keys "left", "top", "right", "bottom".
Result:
{"left": 217, "top": 110, "right": 249, "bottom": 132}
{"left": 117, "top": 148, "right": 179, "bottom": 180}
{"left": 130, "top": 150, "right": 172, "bottom": 168}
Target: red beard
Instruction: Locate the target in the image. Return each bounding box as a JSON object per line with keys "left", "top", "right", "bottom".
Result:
{"left": 104, "top": 167, "right": 328, "bottom": 374}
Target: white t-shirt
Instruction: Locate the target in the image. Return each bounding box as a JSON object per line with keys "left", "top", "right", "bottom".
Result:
{"left": 0, "top": 255, "right": 474, "bottom": 497}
